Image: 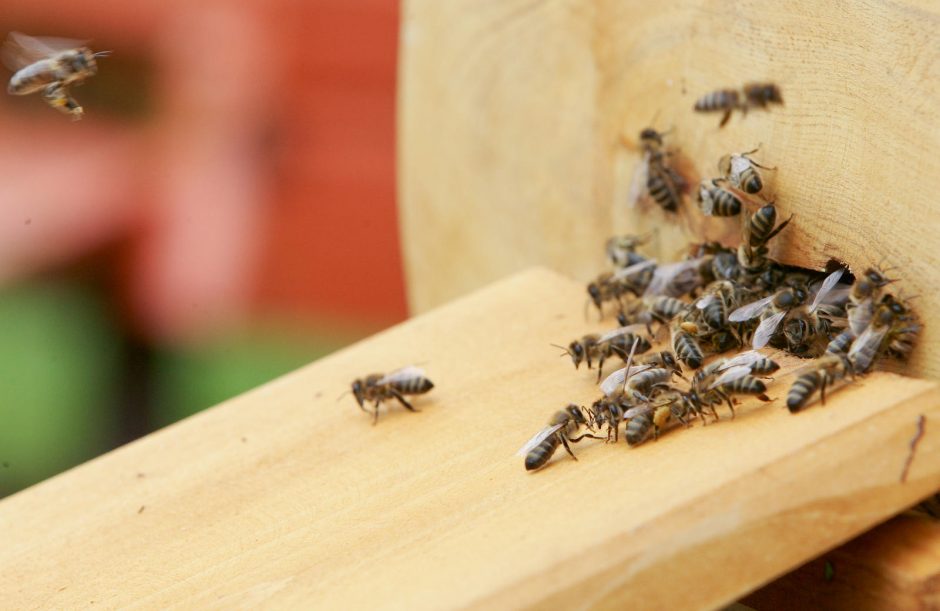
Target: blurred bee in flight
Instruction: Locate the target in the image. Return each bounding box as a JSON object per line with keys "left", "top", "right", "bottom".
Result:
{"left": 345, "top": 366, "right": 434, "bottom": 425}
{"left": 694, "top": 82, "right": 783, "bottom": 128}
{"left": 2, "top": 32, "right": 109, "bottom": 120}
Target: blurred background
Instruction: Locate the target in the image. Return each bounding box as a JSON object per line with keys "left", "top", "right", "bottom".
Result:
{"left": 0, "top": 1, "right": 404, "bottom": 496}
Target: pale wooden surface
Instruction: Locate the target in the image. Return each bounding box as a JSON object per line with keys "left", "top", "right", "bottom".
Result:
{"left": 398, "top": 0, "right": 940, "bottom": 378}
{"left": 1, "top": 268, "right": 938, "bottom": 609}
{"left": 743, "top": 513, "right": 940, "bottom": 610}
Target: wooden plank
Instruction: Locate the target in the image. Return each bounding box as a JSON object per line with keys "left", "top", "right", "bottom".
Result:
{"left": 0, "top": 268, "right": 938, "bottom": 609}
{"left": 397, "top": 0, "right": 940, "bottom": 378}
{"left": 742, "top": 513, "right": 940, "bottom": 610}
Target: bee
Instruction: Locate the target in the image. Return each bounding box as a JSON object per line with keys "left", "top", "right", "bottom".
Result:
{"left": 624, "top": 401, "right": 677, "bottom": 446}
{"left": 693, "top": 88, "right": 741, "bottom": 127}
{"left": 629, "top": 128, "right": 685, "bottom": 213}
{"left": 587, "top": 259, "right": 657, "bottom": 317}
{"left": 847, "top": 294, "right": 913, "bottom": 373}
{"left": 606, "top": 234, "right": 652, "bottom": 268}
{"left": 695, "top": 281, "right": 741, "bottom": 330}
{"left": 553, "top": 325, "right": 652, "bottom": 381}
{"left": 646, "top": 295, "right": 688, "bottom": 322}
{"left": 517, "top": 405, "right": 596, "bottom": 471}
{"left": 711, "top": 250, "right": 740, "bottom": 281}
{"left": 846, "top": 267, "right": 892, "bottom": 336}
{"left": 826, "top": 328, "right": 856, "bottom": 356}
{"left": 731, "top": 269, "right": 843, "bottom": 350}
{"left": 688, "top": 363, "right": 771, "bottom": 420}
{"left": 718, "top": 147, "right": 774, "bottom": 195}
{"left": 3, "top": 32, "right": 109, "bottom": 119}
{"left": 694, "top": 350, "right": 780, "bottom": 386}
{"left": 697, "top": 179, "right": 743, "bottom": 217}
{"left": 786, "top": 354, "right": 853, "bottom": 413}
{"left": 743, "top": 82, "right": 784, "bottom": 109}
{"left": 643, "top": 257, "right": 706, "bottom": 298}
{"left": 672, "top": 322, "right": 704, "bottom": 370}
{"left": 347, "top": 366, "right": 434, "bottom": 424}
{"left": 745, "top": 204, "right": 792, "bottom": 249}
{"left": 634, "top": 350, "right": 682, "bottom": 372}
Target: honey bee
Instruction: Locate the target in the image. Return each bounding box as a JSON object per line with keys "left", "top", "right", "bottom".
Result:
{"left": 348, "top": 366, "right": 434, "bottom": 424}
{"left": 3, "top": 32, "right": 109, "bottom": 119}
{"left": 697, "top": 179, "right": 743, "bottom": 217}
{"left": 587, "top": 259, "right": 657, "bottom": 317}
{"left": 786, "top": 354, "right": 853, "bottom": 413}
{"left": 672, "top": 322, "right": 704, "bottom": 370}
{"left": 731, "top": 269, "right": 843, "bottom": 349}
{"left": 718, "top": 148, "right": 774, "bottom": 194}
{"left": 846, "top": 267, "right": 892, "bottom": 336}
{"left": 517, "top": 405, "right": 597, "bottom": 471}
{"left": 743, "top": 82, "right": 784, "bottom": 109}
{"left": 643, "top": 258, "right": 706, "bottom": 298}
{"left": 825, "top": 328, "right": 856, "bottom": 356}
{"left": 744, "top": 204, "right": 792, "bottom": 249}
{"left": 695, "top": 280, "right": 741, "bottom": 330}
{"left": 553, "top": 325, "right": 652, "bottom": 381}
{"left": 606, "top": 234, "right": 653, "bottom": 268}
{"left": 624, "top": 401, "right": 677, "bottom": 446}
{"left": 847, "top": 294, "right": 913, "bottom": 373}
{"left": 629, "top": 128, "right": 686, "bottom": 213}
{"left": 693, "top": 89, "right": 741, "bottom": 127}
{"left": 688, "top": 362, "right": 771, "bottom": 420}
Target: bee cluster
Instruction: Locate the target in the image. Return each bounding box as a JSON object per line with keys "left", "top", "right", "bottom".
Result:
{"left": 520, "top": 117, "right": 921, "bottom": 471}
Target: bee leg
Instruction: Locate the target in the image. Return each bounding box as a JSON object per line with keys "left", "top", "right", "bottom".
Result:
{"left": 559, "top": 435, "right": 578, "bottom": 461}
{"left": 391, "top": 390, "right": 419, "bottom": 412}
{"left": 820, "top": 376, "right": 829, "bottom": 406}
{"left": 372, "top": 403, "right": 381, "bottom": 425}
{"left": 719, "top": 108, "right": 732, "bottom": 128}
{"left": 596, "top": 356, "right": 606, "bottom": 383}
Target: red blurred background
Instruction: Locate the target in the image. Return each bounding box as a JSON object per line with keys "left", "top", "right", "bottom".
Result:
{"left": 0, "top": 0, "right": 407, "bottom": 495}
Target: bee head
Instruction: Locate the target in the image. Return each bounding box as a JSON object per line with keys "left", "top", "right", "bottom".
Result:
{"left": 661, "top": 352, "right": 680, "bottom": 372}
{"left": 569, "top": 341, "right": 585, "bottom": 368}
{"left": 616, "top": 311, "right": 629, "bottom": 327}
{"left": 350, "top": 379, "right": 366, "bottom": 407}
{"left": 639, "top": 127, "right": 662, "bottom": 147}
{"left": 567, "top": 404, "right": 588, "bottom": 425}
{"left": 587, "top": 283, "right": 602, "bottom": 307}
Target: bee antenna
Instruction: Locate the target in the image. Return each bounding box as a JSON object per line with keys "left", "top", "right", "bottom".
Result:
{"left": 336, "top": 389, "right": 351, "bottom": 402}
{"left": 549, "top": 343, "right": 571, "bottom": 357}
{"left": 94, "top": 50, "right": 112, "bottom": 58}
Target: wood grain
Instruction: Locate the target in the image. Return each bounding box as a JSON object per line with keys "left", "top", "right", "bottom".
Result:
{"left": 398, "top": 0, "right": 940, "bottom": 378}
{"left": 1, "top": 268, "right": 938, "bottom": 609}
{"left": 743, "top": 513, "right": 940, "bottom": 610}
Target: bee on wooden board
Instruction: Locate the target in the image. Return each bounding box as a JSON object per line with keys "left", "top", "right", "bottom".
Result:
{"left": 718, "top": 147, "right": 775, "bottom": 195}
{"left": 786, "top": 354, "right": 854, "bottom": 413}
{"left": 346, "top": 366, "right": 434, "bottom": 424}
{"left": 552, "top": 324, "right": 652, "bottom": 382}
{"left": 517, "top": 405, "right": 599, "bottom": 471}
{"left": 628, "top": 127, "right": 687, "bottom": 214}
{"left": 2, "top": 32, "right": 109, "bottom": 119}
{"left": 697, "top": 179, "right": 743, "bottom": 217}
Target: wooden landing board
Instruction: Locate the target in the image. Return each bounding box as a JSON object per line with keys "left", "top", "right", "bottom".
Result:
{"left": 398, "top": 0, "right": 940, "bottom": 379}
{"left": 0, "top": 268, "right": 938, "bottom": 609}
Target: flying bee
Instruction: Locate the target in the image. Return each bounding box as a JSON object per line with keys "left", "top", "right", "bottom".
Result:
{"left": 731, "top": 269, "right": 843, "bottom": 350}
{"left": 743, "top": 82, "right": 784, "bottom": 109}
{"left": 3, "top": 32, "right": 110, "bottom": 119}
{"left": 697, "top": 179, "right": 743, "bottom": 217}
{"left": 517, "top": 405, "right": 597, "bottom": 471}
{"left": 672, "top": 322, "right": 704, "bottom": 370}
{"left": 786, "top": 354, "right": 854, "bottom": 413}
{"left": 693, "top": 88, "right": 741, "bottom": 127}
{"left": 718, "top": 147, "right": 775, "bottom": 194}
{"left": 553, "top": 325, "right": 651, "bottom": 382}
{"left": 347, "top": 366, "right": 434, "bottom": 424}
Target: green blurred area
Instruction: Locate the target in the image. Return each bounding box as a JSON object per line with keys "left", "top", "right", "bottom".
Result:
{"left": 0, "top": 280, "right": 348, "bottom": 498}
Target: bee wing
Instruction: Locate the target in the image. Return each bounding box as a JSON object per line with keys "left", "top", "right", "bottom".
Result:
{"left": 597, "top": 324, "right": 647, "bottom": 343}
{"left": 696, "top": 293, "right": 716, "bottom": 310}
{"left": 848, "top": 299, "right": 873, "bottom": 336}
{"left": 698, "top": 183, "right": 715, "bottom": 216}
{"left": 2, "top": 32, "right": 85, "bottom": 69}
{"left": 626, "top": 153, "right": 650, "bottom": 208}
{"left": 376, "top": 366, "right": 426, "bottom": 385}
{"left": 752, "top": 311, "right": 786, "bottom": 349}
{"left": 622, "top": 405, "right": 654, "bottom": 420}
{"left": 729, "top": 294, "right": 776, "bottom": 322}
{"left": 612, "top": 258, "right": 656, "bottom": 280}
{"left": 516, "top": 424, "right": 564, "bottom": 456}
{"left": 809, "top": 269, "right": 845, "bottom": 312}
{"left": 643, "top": 259, "right": 702, "bottom": 297}
{"left": 719, "top": 349, "right": 763, "bottom": 370}
{"left": 729, "top": 155, "right": 751, "bottom": 177}
{"left": 709, "top": 365, "right": 753, "bottom": 389}
{"left": 600, "top": 365, "right": 652, "bottom": 397}
{"left": 847, "top": 323, "right": 889, "bottom": 372}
